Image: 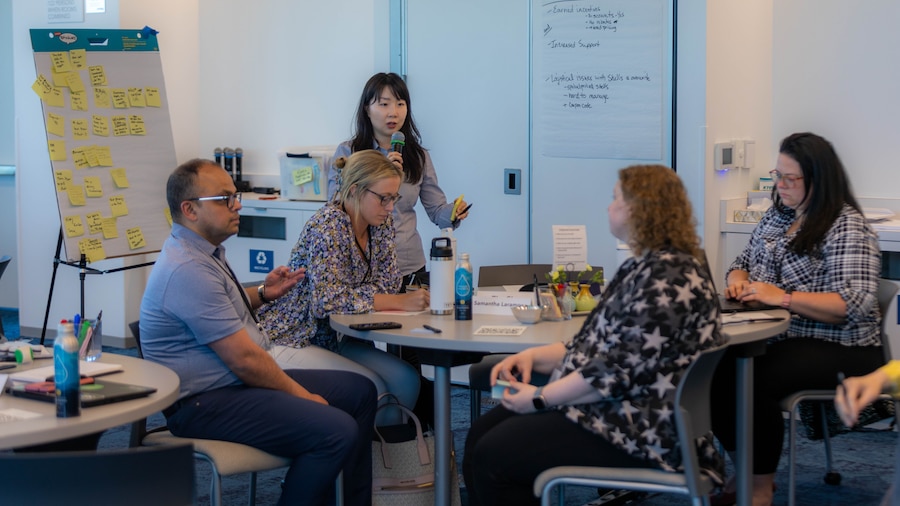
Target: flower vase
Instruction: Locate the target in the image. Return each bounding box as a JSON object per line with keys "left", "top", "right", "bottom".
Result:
{"left": 575, "top": 284, "right": 597, "bottom": 312}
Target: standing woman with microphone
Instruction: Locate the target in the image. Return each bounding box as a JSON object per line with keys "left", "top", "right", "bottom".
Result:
{"left": 328, "top": 72, "right": 470, "bottom": 284}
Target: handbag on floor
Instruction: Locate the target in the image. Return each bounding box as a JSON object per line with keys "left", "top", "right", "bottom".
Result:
{"left": 372, "top": 393, "right": 461, "bottom": 506}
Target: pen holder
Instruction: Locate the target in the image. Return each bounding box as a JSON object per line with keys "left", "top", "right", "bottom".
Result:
{"left": 78, "top": 319, "right": 102, "bottom": 362}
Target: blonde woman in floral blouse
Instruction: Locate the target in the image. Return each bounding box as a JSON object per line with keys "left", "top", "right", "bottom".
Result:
{"left": 259, "top": 150, "right": 426, "bottom": 419}
{"left": 462, "top": 164, "right": 725, "bottom": 505}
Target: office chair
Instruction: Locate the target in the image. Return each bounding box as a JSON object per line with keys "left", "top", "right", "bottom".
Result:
{"left": 534, "top": 345, "right": 728, "bottom": 505}
{"left": 779, "top": 278, "right": 899, "bottom": 506}
{"left": 467, "top": 264, "right": 553, "bottom": 422}
{"left": 128, "top": 321, "right": 343, "bottom": 506}
{"left": 0, "top": 444, "right": 194, "bottom": 506}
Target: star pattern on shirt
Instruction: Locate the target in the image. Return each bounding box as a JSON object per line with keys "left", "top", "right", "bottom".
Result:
{"left": 553, "top": 247, "right": 724, "bottom": 478}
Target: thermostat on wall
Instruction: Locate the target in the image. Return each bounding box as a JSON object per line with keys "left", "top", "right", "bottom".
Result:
{"left": 714, "top": 141, "right": 736, "bottom": 171}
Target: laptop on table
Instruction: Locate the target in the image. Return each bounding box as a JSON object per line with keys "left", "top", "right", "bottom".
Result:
{"left": 9, "top": 379, "right": 157, "bottom": 407}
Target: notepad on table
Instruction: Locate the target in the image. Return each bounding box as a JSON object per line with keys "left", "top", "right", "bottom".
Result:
{"left": 9, "top": 361, "right": 124, "bottom": 383}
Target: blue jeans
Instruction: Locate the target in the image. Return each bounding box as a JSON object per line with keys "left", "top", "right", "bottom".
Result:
{"left": 166, "top": 369, "right": 376, "bottom": 506}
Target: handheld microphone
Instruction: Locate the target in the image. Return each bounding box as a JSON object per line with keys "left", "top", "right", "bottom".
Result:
{"left": 390, "top": 131, "right": 405, "bottom": 155}
{"left": 234, "top": 147, "right": 243, "bottom": 182}
{"left": 223, "top": 148, "right": 234, "bottom": 179}
{"left": 214, "top": 147, "right": 222, "bottom": 168}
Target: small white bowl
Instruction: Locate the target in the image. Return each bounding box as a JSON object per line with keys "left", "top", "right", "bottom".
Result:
{"left": 511, "top": 305, "right": 542, "bottom": 324}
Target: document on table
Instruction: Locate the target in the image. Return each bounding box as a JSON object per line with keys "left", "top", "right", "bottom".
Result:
{"left": 722, "top": 311, "right": 787, "bottom": 326}
{"left": 474, "top": 326, "right": 527, "bottom": 336}
{"left": 9, "top": 361, "right": 124, "bottom": 383}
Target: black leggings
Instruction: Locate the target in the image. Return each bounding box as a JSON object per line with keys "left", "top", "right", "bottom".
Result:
{"left": 463, "top": 406, "right": 648, "bottom": 506}
{"left": 710, "top": 338, "right": 883, "bottom": 474}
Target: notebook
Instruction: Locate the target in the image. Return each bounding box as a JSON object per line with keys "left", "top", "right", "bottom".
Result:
{"left": 9, "top": 361, "right": 124, "bottom": 383}
{"left": 9, "top": 379, "right": 157, "bottom": 407}
{"left": 718, "top": 295, "right": 779, "bottom": 313}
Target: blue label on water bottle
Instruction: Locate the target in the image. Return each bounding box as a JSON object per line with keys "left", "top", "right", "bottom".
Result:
{"left": 455, "top": 268, "right": 473, "bottom": 320}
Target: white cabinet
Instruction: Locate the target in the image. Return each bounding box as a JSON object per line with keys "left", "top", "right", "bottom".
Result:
{"left": 223, "top": 194, "right": 324, "bottom": 283}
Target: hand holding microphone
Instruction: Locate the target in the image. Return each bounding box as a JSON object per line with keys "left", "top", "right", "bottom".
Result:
{"left": 389, "top": 131, "right": 405, "bottom": 169}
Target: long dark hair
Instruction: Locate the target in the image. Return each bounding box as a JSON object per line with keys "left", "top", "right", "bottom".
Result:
{"left": 774, "top": 132, "right": 862, "bottom": 255}
{"left": 350, "top": 73, "right": 426, "bottom": 185}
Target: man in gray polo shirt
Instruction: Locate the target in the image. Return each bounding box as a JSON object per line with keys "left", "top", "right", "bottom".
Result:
{"left": 141, "top": 158, "right": 376, "bottom": 505}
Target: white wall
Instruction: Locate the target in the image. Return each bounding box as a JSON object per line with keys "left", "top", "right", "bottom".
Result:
{"left": 705, "top": 1, "right": 773, "bottom": 281}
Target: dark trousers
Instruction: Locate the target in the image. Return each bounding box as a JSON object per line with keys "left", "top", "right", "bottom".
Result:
{"left": 463, "top": 406, "right": 648, "bottom": 506}
{"left": 710, "top": 338, "right": 883, "bottom": 474}
{"left": 166, "top": 369, "right": 377, "bottom": 506}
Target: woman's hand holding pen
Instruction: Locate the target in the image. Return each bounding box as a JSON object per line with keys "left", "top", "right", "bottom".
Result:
{"left": 834, "top": 369, "right": 891, "bottom": 427}
{"left": 399, "top": 288, "right": 430, "bottom": 312}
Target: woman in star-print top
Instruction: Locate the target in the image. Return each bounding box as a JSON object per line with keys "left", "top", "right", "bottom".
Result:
{"left": 462, "top": 164, "right": 725, "bottom": 505}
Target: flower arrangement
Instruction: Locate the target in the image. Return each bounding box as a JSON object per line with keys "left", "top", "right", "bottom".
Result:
{"left": 546, "top": 264, "right": 604, "bottom": 286}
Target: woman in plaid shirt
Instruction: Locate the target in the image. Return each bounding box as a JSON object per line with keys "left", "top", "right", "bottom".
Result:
{"left": 711, "top": 132, "right": 883, "bottom": 506}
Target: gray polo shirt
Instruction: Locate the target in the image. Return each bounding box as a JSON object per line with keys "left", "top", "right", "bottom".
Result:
{"left": 140, "top": 223, "right": 269, "bottom": 399}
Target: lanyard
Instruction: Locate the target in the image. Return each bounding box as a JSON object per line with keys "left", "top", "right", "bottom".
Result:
{"left": 211, "top": 248, "right": 260, "bottom": 325}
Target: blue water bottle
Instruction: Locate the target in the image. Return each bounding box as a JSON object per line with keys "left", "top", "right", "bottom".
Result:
{"left": 54, "top": 320, "right": 81, "bottom": 417}
{"left": 455, "top": 253, "right": 473, "bottom": 320}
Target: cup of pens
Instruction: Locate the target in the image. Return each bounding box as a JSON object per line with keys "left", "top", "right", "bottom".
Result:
{"left": 77, "top": 318, "right": 102, "bottom": 362}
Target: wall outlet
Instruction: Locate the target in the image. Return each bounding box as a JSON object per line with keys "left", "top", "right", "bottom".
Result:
{"left": 504, "top": 168, "right": 521, "bottom": 195}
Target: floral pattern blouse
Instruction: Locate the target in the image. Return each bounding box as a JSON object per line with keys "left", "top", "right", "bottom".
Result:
{"left": 552, "top": 248, "right": 725, "bottom": 481}
{"left": 258, "top": 203, "right": 401, "bottom": 351}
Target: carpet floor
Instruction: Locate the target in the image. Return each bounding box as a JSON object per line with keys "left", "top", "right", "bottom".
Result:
{"left": 3, "top": 308, "right": 896, "bottom": 505}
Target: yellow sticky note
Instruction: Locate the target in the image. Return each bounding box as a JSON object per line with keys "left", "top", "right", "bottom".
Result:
{"left": 54, "top": 169, "right": 73, "bottom": 192}
{"left": 145, "top": 87, "right": 161, "bottom": 107}
{"left": 32, "top": 75, "right": 53, "bottom": 99}
{"left": 126, "top": 227, "right": 146, "bottom": 250}
{"left": 46, "top": 112, "right": 65, "bottom": 137}
{"left": 86, "top": 212, "right": 103, "bottom": 234}
{"left": 70, "top": 91, "right": 88, "bottom": 112}
{"left": 71, "top": 118, "right": 89, "bottom": 140}
{"left": 127, "top": 88, "right": 146, "bottom": 107}
{"left": 128, "top": 115, "right": 146, "bottom": 136}
{"left": 109, "top": 195, "right": 129, "bottom": 217}
{"left": 63, "top": 215, "right": 84, "bottom": 237}
{"left": 52, "top": 70, "right": 72, "bottom": 88}
{"left": 48, "top": 140, "right": 67, "bottom": 161}
{"left": 92, "top": 115, "right": 109, "bottom": 137}
{"left": 79, "top": 238, "right": 106, "bottom": 263}
{"left": 111, "top": 115, "right": 129, "bottom": 136}
{"left": 292, "top": 167, "right": 314, "bottom": 186}
{"left": 88, "top": 65, "right": 107, "bottom": 87}
{"left": 110, "top": 168, "right": 129, "bottom": 188}
{"left": 164, "top": 207, "right": 173, "bottom": 227}
{"left": 72, "top": 148, "right": 90, "bottom": 169}
{"left": 46, "top": 87, "right": 65, "bottom": 107}
{"left": 50, "top": 52, "right": 73, "bottom": 73}
{"left": 111, "top": 89, "right": 128, "bottom": 109}
{"left": 67, "top": 184, "right": 86, "bottom": 206}
{"left": 95, "top": 146, "right": 114, "bottom": 167}
{"left": 102, "top": 217, "right": 119, "bottom": 239}
{"left": 64, "top": 72, "right": 85, "bottom": 94}
{"left": 93, "top": 87, "right": 110, "bottom": 108}
{"left": 83, "top": 145, "right": 100, "bottom": 167}
{"left": 84, "top": 176, "right": 103, "bottom": 197}
{"left": 69, "top": 49, "right": 86, "bottom": 70}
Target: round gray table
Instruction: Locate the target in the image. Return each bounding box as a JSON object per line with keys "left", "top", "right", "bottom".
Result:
{"left": 0, "top": 354, "right": 179, "bottom": 450}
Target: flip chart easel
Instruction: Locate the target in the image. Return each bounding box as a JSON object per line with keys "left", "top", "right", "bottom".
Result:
{"left": 30, "top": 28, "right": 177, "bottom": 342}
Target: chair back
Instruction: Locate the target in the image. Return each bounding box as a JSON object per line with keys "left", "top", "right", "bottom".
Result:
{"left": 674, "top": 345, "right": 727, "bottom": 496}
{"left": 0, "top": 444, "right": 194, "bottom": 506}
{"left": 877, "top": 279, "right": 899, "bottom": 362}
{"left": 477, "top": 264, "right": 553, "bottom": 287}
{"left": 129, "top": 320, "right": 143, "bottom": 358}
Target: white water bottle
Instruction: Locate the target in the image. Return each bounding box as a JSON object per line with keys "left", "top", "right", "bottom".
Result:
{"left": 429, "top": 237, "right": 454, "bottom": 315}
{"left": 54, "top": 320, "right": 80, "bottom": 418}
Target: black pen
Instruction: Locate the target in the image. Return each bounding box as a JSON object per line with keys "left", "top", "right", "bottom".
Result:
{"left": 0, "top": 364, "right": 16, "bottom": 371}
{"left": 452, "top": 203, "right": 473, "bottom": 226}
{"left": 423, "top": 324, "right": 442, "bottom": 334}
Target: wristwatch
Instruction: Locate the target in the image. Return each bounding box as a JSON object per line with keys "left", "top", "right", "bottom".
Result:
{"left": 781, "top": 288, "right": 793, "bottom": 309}
{"left": 532, "top": 386, "right": 548, "bottom": 411}
{"left": 257, "top": 284, "right": 270, "bottom": 304}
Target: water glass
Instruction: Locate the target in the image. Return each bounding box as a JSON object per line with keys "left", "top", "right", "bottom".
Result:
{"left": 78, "top": 319, "right": 102, "bottom": 361}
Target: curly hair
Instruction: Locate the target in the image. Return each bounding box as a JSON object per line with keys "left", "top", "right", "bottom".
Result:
{"left": 619, "top": 164, "right": 700, "bottom": 258}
